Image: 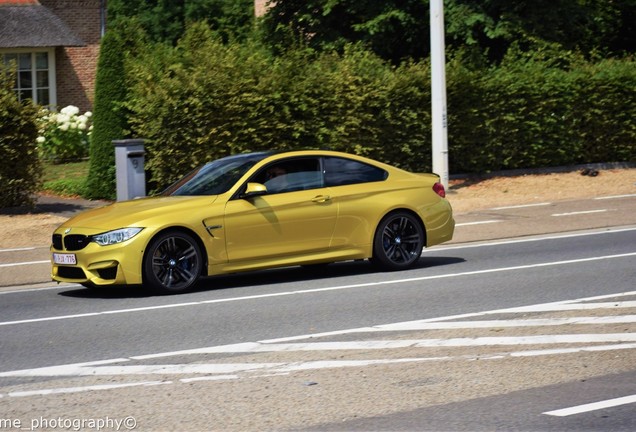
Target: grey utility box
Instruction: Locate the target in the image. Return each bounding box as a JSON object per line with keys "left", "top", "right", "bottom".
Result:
{"left": 113, "top": 139, "right": 146, "bottom": 201}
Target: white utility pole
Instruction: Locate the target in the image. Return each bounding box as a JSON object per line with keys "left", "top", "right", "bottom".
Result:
{"left": 430, "top": 0, "right": 449, "bottom": 189}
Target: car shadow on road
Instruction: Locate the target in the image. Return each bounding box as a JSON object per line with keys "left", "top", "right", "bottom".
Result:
{"left": 57, "top": 256, "right": 465, "bottom": 299}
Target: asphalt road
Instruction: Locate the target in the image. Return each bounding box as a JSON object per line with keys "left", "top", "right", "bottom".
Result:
{"left": 2, "top": 192, "right": 636, "bottom": 288}
{"left": 0, "top": 194, "right": 635, "bottom": 430}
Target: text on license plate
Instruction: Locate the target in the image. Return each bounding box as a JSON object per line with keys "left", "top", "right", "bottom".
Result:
{"left": 53, "top": 253, "right": 77, "bottom": 265}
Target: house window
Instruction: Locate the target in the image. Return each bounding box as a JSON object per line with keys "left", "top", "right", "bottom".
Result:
{"left": 2, "top": 49, "right": 56, "bottom": 107}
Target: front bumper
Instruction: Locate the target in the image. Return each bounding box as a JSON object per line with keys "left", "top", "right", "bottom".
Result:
{"left": 50, "top": 231, "right": 146, "bottom": 286}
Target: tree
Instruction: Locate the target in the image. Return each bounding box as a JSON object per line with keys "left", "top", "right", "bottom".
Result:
{"left": 0, "top": 64, "right": 41, "bottom": 208}
{"left": 261, "top": 0, "right": 636, "bottom": 64}
{"left": 108, "top": 0, "right": 254, "bottom": 45}
{"left": 85, "top": 21, "right": 147, "bottom": 199}
{"left": 185, "top": 0, "right": 254, "bottom": 42}
{"left": 108, "top": 0, "right": 185, "bottom": 45}
{"left": 260, "top": 0, "right": 429, "bottom": 63}
{"left": 445, "top": 0, "right": 636, "bottom": 62}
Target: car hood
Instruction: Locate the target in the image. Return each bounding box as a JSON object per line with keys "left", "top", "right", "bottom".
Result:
{"left": 59, "top": 195, "right": 219, "bottom": 231}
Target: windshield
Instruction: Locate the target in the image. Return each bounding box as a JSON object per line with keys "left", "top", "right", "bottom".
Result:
{"left": 162, "top": 152, "right": 270, "bottom": 196}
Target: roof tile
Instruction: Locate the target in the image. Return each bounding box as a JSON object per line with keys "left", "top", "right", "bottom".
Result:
{"left": 0, "top": 4, "right": 84, "bottom": 47}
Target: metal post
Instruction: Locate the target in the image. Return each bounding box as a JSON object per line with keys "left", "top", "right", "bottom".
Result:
{"left": 113, "top": 139, "right": 146, "bottom": 201}
{"left": 430, "top": 0, "right": 449, "bottom": 189}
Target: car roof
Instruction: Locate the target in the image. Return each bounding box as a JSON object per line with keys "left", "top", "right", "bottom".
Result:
{"left": 260, "top": 149, "right": 380, "bottom": 162}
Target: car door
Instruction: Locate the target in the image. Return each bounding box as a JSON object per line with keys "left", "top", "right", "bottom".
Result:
{"left": 322, "top": 156, "right": 390, "bottom": 249}
{"left": 223, "top": 157, "right": 337, "bottom": 263}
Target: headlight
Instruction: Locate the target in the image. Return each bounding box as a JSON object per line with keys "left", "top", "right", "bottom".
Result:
{"left": 91, "top": 228, "right": 143, "bottom": 246}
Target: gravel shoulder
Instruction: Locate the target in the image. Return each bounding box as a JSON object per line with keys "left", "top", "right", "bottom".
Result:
{"left": 1, "top": 167, "right": 635, "bottom": 249}
{"left": 448, "top": 167, "right": 636, "bottom": 213}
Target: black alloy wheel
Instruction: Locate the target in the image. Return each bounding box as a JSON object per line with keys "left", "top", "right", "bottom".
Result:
{"left": 372, "top": 211, "right": 424, "bottom": 270}
{"left": 143, "top": 231, "right": 202, "bottom": 294}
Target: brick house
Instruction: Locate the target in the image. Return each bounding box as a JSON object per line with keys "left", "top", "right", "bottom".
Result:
{"left": 0, "top": 0, "right": 103, "bottom": 112}
{"left": 1, "top": 1, "right": 269, "bottom": 112}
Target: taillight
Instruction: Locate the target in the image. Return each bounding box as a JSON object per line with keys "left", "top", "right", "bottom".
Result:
{"left": 433, "top": 182, "right": 446, "bottom": 198}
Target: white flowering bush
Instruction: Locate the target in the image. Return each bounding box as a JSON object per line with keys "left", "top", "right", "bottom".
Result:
{"left": 37, "top": 105, "right": 92, "bottom": 162}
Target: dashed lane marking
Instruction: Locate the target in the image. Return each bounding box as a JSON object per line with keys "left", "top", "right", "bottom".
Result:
{"left": 490, "top": 202, "right": 551, "bottom": 210}
{"left": 544, "top": 394, "right": 636, "bottom": 417}
{"left": 0, "top": 247, "right": 38, "bottom": 253}
{"left": 0, "top": 260, "right": 48, "bottom": 268}
{"left": 595, "top": 194, "right": 636, "bottom": 200}
{"left": 552, "top": 209, "right": 609, "bottom": 217}
{"left": 455, "top": 220, "right": 501, "bottom": 227}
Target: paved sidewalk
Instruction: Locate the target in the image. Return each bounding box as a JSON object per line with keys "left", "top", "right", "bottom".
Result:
{"left": 2, "top": 194, "right": 110, "bottom": 219}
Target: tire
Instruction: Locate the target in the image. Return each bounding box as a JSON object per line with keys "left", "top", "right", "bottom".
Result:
{"left": 372, "top": 211, "right": 424, "bottom": 270}
{"left": 143, "top": 231, "right": 202, "bottom": 294}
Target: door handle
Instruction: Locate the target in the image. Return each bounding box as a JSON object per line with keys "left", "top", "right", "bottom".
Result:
{"left": 312, "top": 195, "right": 331, "bottom": 203}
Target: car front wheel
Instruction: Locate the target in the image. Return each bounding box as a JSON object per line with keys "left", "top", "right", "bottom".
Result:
{"left": 143, "top": 231, "right": 202, "bottom": 294}
{"left": 372, "top": 211, "right": 424, "bottom": 270}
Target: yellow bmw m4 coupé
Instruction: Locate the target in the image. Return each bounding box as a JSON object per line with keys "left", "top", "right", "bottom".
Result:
{"left": 51, "top": 150, "right": 454, "bottom": 293}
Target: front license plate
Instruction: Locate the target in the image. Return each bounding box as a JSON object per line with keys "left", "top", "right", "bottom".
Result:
{"left": 53, "top": 253, "right": 77, "bottom": 265}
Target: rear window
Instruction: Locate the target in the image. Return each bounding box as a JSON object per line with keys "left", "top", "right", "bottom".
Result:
{"left": 323, "top": 157, "right": 388, "bottom": 187}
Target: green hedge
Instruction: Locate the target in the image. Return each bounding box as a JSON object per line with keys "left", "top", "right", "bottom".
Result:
{"left": 128, "top": 26, "right": 436, "bottom": 191}
{"left": 0, "top": 65, "right": 41, "bottom": 208}
{"left": 126, "top": 25, "right": 635, "bottom": 191}
{"left": 574, "top": 60, "right": 636, "bottom": 164}
{"left": 448, "top": 53, "right": 636, "bottom": 172}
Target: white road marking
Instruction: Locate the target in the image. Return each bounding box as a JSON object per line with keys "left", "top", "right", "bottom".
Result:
{"left": 544, "top": 394, "right": 636, "bottom": 417}
{"left": 5, "top": 342, "right": 636, "bottom": 399}
{"left": 595, "top": 194, "right": 636, "bottom": 200}
{"left": 180, "top": 375, "right": 240, "bottom": 383}
{"left": 486, "top": 301, "right": 636, "bottom": 313}
{"left": 490, "top": 202, "right": 551, "bottom": 210}
{"left": 0, "top": 260, "right": 48, "bottom": 268}
{"left": 2, "top": 340, "right": 635, "bottom": 380}
{"left": 4, "top": 341, "right": 636, "bottom": 399}
{"left": 552, "top": 209, "right": 608, "bottom": 217}
{"left": 2, "top": 291, "right": 636, "bottom": 397}
{"left": 133, "top": 333, "right": 636, "bottom": 353}
{"left": 2, "top": 252, "right": 635, "bottom": 328}
{"left": 511, "top": 342, "right": 636, "bottom": 357}
{"left": 0, "top": 247, "right": 37, "bottom": 253}
{"left": 0, "top": 358, "right": 436, "bottom": 379}
{"left": 260, "top": 290, "right": 636, "bottom": 343}
{"left": 376, "top": 315, "right": 636, "bottom": 330}
{"left": 137, "top": 333, "right": 636, "bottom": 355}
{"left": 424, "top": 226, "right": 636, "bottom": 252}
{"left": 0, "top": 284, "right": 76, "bottom": 295}
{"left": 455, "top": 220, "right": 501, "bottom": 227}
{"left": 1, "top": 381, "right": 170, "bottom": 398}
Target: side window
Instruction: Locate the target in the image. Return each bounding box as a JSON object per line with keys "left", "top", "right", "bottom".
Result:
{"left": 323, "top": 157, "right": 388, "bottom": 187}
{"left": 254, "top": 158, "right": 323, "bottom": 194}
{"left": 2, "top": 51, "right": 54, "bottom": 106}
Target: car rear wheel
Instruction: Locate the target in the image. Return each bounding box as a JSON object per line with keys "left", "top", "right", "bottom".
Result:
{"left": 143, "top": 231, "right": 202, "bottom": 294}
{"left": 372, "top": 211, "right": 424, "bottom": 270}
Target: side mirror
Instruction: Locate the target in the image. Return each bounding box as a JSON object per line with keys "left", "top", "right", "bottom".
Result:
{"left": 242, "top": 182, "right": 268, "bottom": 198}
